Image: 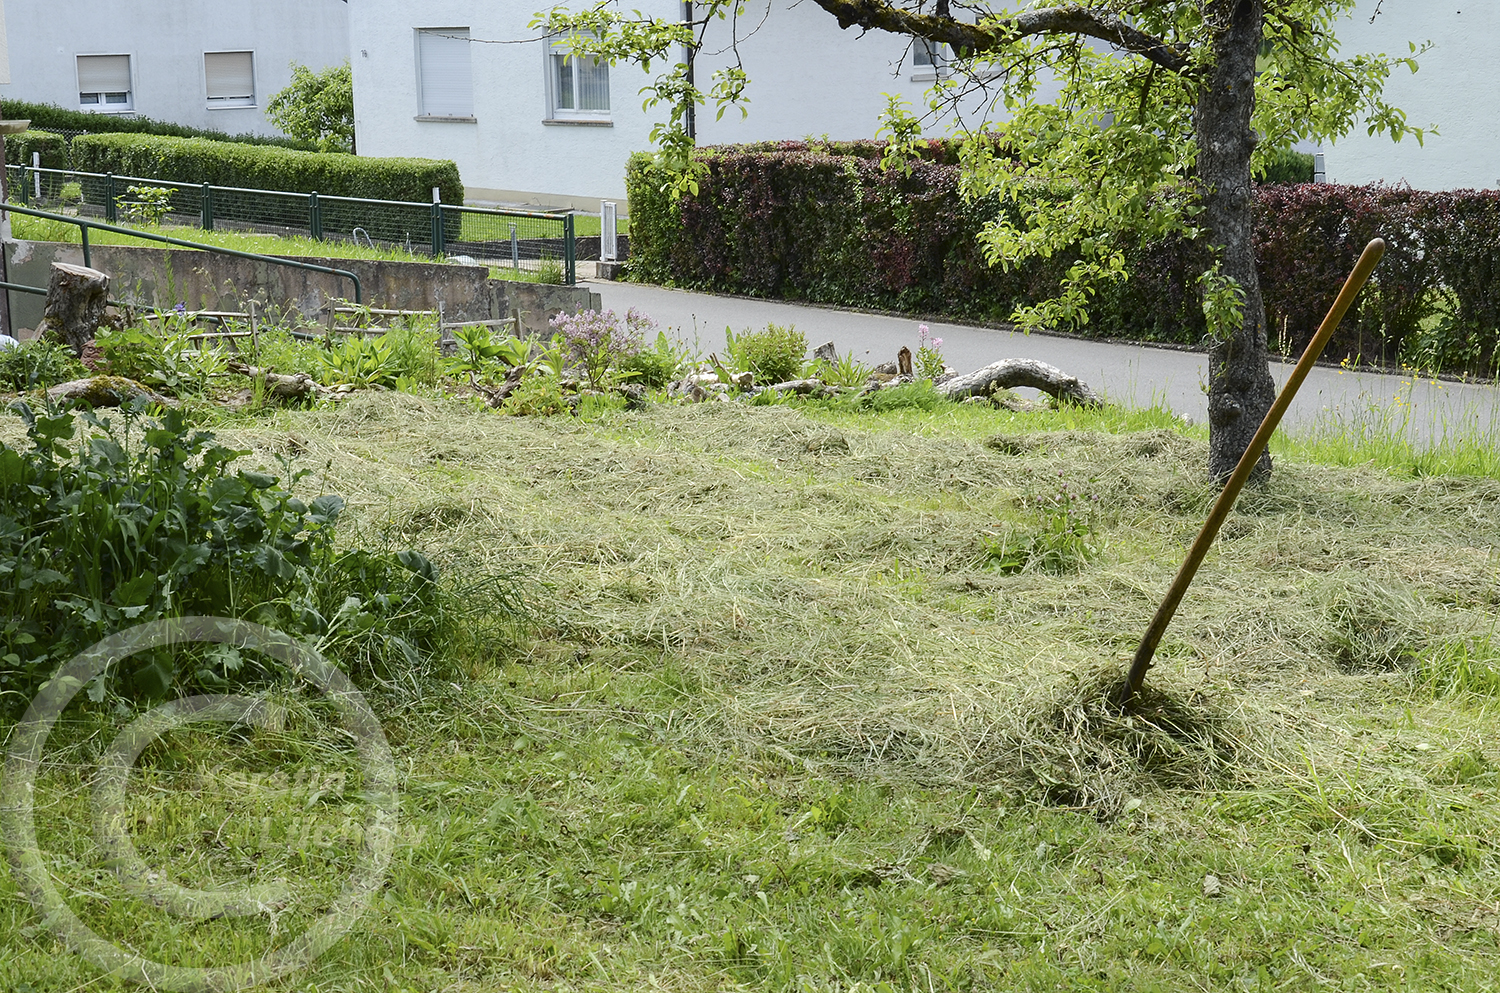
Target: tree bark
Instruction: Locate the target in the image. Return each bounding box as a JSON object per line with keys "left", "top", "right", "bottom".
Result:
{"left": 937, "top": 358, "right": 1103, "bottom": 408}
{"left": 1197, "top": 0, "right": 1277, "bottom": 482}
{"left": 36, "top": 263, "right": 110, "bottom": 357}
{"left": 224, "top": 361, "right": 323, "bottom": 400}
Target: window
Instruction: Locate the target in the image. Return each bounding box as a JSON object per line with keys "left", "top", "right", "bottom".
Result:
{"left": 416, "top": 28, "right": 474, "bottom": 120}
{"left": 204, "top": 51, "right": 255, "bottom": 107}
{"left": 911, "top": 37, "right": 948, "bottom": 77}
{"left": 548, "top": 38, "right": 610, "bottom": 121}
{"left": 77, "top": 54, "right": 132, "bottom": 111}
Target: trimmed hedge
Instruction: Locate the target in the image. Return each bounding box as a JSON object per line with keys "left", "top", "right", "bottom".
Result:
{"left": 627, "top": 144, "right": 1500, "bottom": 376}
{"left": 1, "top": 99, "right": 315, "bottom": 150}
{"left": 6, "top": 129, "right": 68, "bottom": 171}
{"left": 71, "top": 133, "right": 463, "bottom": 205}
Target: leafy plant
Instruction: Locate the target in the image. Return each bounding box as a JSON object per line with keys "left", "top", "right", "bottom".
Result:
{"left": 316, "top": 333, "right": 400, "bottom": 389}
{"left": 448, "top": 324, "right": 508, "bottom": 378}
{"left": 118, "top": 184, "right": 175, "bottom": 226}
{"left": 500, "top": 374, "right": 569, "bottom": 416}
{"left": 97, "top": 315, "right": 225, "bottom": 395}
{"left": 806, "top": 350, "right": 871, "bottom": 388}
{"left": 726, "top": 322, "right": 806, "bottom": 386}
{"left": 534, "top": 256, "right": 566, "bottom": 285}
{"left": 0, "top": 339, "right": 86, "bottom": 391}
{"left": 619, "top": 330, "right": 686, "bottom": 389}
{"left": 58, "top": 181, "right": 84, "bottom": 207}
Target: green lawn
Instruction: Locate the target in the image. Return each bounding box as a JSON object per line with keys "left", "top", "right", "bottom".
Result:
{"left": 4, "top": 392, "right": 1500, "bottom": 990}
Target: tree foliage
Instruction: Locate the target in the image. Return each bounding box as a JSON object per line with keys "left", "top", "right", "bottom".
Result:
{"left": 266, "top": 61, "right": 356, "bottom": 153}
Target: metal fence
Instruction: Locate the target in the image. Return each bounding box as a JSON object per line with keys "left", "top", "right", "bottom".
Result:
{"left": 4, "top": 164, "right": 577, "bottom": 283}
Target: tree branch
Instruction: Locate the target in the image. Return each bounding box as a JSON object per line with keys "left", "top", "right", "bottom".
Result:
{"left": 806, "top": 0, "right": 1191, "bottom": 74}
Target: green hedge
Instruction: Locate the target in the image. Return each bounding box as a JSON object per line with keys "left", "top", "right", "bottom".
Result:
{"left": 627, "top": 143, "right": 1500, "bottom": 377}
{"left": 71, "top": 133, "right": 463, "bottom": 204}
{"left": 7, "top": 129, "right": 68, "bottom": 171}
{"left": 0, "top": 99, "right": 315, "bottom": 150}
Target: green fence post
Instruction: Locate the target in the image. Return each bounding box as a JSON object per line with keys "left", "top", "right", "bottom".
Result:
{"left": 104, "top": 173, "right": 116, "bottom": 223}
{"left": 564, "top": 212, "right": 576, "bottom": 285}
{"left": 309, "top": 191, "right": 322, "bottom": 240}
{"left": 18, "top": 166, "right": 28, "bottom": 207}
{"left": 201, "top": 183, "right": 213, "bottom": 230}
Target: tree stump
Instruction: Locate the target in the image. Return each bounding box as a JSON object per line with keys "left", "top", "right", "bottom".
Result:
{"left": 37, "top": 263, "right": 110, "bottom": 357}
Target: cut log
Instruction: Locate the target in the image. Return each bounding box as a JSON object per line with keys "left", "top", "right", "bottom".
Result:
{"left": 937, "top": 359, "right": 1103, "bottom": 408}
{"left": 36, "top": 263, "right": 111, "bottom": 357}
{"left": 225, "top": 361, "right": 322, "bottom": 401}
{"left": 897, "top": 346, "right": 913, "bottom": 377}
{"left": 46, "top": 376, "right": 170, "bottom": 407}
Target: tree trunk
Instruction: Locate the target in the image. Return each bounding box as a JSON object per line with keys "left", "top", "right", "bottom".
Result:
{"left": 1196, "top": 0, "right": 1277, "bottom": 482}
{"left": 36, "top": 263, "right": 110, "bottom": 357}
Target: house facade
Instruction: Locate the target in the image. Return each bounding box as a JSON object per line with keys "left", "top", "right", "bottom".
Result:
{"left": 1322, "top": 1, "right": 1497, "bottom": 191}
{"left": 348, "top": 1, "right": 1017, "bottom": 210}
{"left": 0, "top": 0, "right": 350, "bottom": 137}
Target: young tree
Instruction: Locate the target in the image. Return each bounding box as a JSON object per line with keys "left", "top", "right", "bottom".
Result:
{"left": 266, "top": 61, "right": 356, "bottom": 154}
{"left": 539, "top": 0, "right": 1424, "bottom": 480}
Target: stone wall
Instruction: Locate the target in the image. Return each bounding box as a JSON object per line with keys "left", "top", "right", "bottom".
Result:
{"left": 4, "top": 241, "right": 601, "bottom": 336}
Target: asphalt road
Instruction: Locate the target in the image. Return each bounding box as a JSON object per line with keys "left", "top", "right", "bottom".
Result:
{"left": 591, "top": 280, "right": 1500, "bottom": 447}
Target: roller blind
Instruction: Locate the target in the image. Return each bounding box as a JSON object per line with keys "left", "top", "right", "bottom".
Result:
{"left": 77, "top": 54, "right": 131, "bottom": 93}
{"left": 417, "top": 28, "right": 473, "bottom": 117}
{"left": 205, "top": 51, "right": 254, "bottom": 100}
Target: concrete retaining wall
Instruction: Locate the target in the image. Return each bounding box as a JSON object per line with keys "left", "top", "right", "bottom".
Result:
{"left": 4, "top": 241, "right": 602, "bottom": 336}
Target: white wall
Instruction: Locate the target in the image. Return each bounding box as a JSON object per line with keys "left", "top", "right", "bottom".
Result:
{"left": 350, "top": 1, "right": 1033, "bottom": 207}
{"left": 1322, "top": 1, "right": 1497, "bottom": 191}
{"left": 0, "top": 0, "right": 349, "bottom": 136}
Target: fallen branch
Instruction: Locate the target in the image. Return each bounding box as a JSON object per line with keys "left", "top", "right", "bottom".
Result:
{"left": 225, "top": 361, "right": 323, "bottom": 401}
{"left": 47, "top": 376, "right": 171, "bottom": 407}
{"left": 936, "top": 359, "right": 1103, "bottom": 408}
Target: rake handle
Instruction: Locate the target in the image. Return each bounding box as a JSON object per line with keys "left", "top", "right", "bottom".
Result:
{"left": 1119, "top": 238, "right": 1387, "bottom": 708}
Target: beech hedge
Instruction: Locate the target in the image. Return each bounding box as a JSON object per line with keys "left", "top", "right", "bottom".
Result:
{"left": 627, "top": 144, "right": 1500, "bottom": 376}
{"left": 71, "top": 133, "right": 463, "bottom": 205}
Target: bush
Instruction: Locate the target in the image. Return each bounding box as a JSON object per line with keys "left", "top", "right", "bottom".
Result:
{"left": 7, "top": 129, "right": 68, "bottom": 171}
{"left": 1258, "top": 148, "right": 1316, "bottom": 184}
{"left": 70, "top": 132, "right": 463, "bottom": 204}
{"left": 0, "top": 98, "right": 316, "bottom": 150}
{"left": 727, "top": 323, "right": 806, "bottom": 385}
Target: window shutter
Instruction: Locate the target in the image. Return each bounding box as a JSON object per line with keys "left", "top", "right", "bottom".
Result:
{"left": 418, "top": 28, "right": 473, "bottom": 117}
{"left": 77, "top": 55, "right": 131, "bottom": 93}
{"left": 205, "top": 52, "right": 254, "bottom": 100}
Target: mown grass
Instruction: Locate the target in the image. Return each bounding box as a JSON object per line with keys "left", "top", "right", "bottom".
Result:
{"left": 4, "top": 392, "right": 1500, "bottom": 990}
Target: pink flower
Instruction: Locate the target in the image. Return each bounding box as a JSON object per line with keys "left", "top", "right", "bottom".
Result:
{"left": 931, "top": 337, "right": 943, "bottom": 349}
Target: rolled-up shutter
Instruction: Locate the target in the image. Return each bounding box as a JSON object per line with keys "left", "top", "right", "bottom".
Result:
{"left": 205, "top": 52, "right": 254, "bottom": 101}
{"left": 417, "top": 28, "right": 473, "bottom": 117}
{"left": 77, "top": 55, "right": 131, "bottom": 94}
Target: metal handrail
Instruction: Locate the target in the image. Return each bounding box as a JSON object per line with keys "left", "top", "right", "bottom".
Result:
{"left": 1, "top": 201, "right": 362, "bottom": 303}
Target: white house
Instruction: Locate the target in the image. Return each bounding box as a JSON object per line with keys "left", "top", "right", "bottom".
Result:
{"left": 1322, "top": 1, "right": 1495, "bottom": 191}
{"left": 349, "top": 2, "right": 1019, "bottom": 210}
{"left": 0, "top": 0, "right": 350, "bottom": 137}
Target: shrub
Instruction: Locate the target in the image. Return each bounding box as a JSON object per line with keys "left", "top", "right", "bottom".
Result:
{"left": 0, "top": 339, "right": 86, "bottom": 390}
{"left": 70, "top": 132, "right": 463, "bottom": 204}
{"left": 727, "top": 323, "right": 806, "bottom": 385}
{"left": 97, "top": 315, "right": 224, "bottom": 395}
{"left": 1258, "top": 148, "right": 1316, "bottom": 184}
{"left": 620, "top": 330, "right": 687, "bottom": 389}
{"left": 0, "top": 98, "right": 316, "bottom": 150}
{"left": 550, "top": 308, "right": 651, "bottom": 390}
{"left": 7, "top": 129, "right": 68, "bottom": 171}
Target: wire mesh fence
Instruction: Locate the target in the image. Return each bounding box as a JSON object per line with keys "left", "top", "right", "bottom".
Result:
{"left": 4, "top": 165, "right": 577, "bottom": 283}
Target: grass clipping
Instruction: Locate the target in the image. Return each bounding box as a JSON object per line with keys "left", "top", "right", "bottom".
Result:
{"left": 86, "top": 394, "right": 1500, "bottom": 813}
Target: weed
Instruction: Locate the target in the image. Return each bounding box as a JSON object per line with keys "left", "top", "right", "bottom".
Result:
{"left": 980, "top": 470, "right": 1101, "bottom": 574}
{"left": 96, "top": 314, "right": 224, "bottom": 395}
{"left": 620, "top": 330, "right": 687, "bottom": 389}
{"left": 806, "top": 350, "right": 872, "bottom": 388}
{"left": 0, "top": 338, "right": 86, "bottom": 390}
